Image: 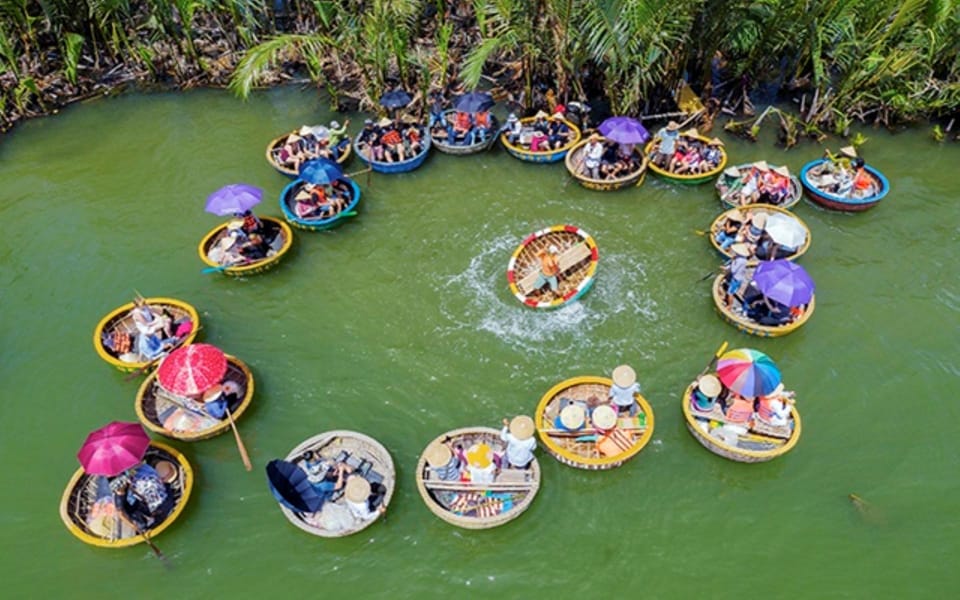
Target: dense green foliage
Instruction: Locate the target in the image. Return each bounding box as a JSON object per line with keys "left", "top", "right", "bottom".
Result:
{"left": 2, "top": 0, "right": 958, "bottom": 134}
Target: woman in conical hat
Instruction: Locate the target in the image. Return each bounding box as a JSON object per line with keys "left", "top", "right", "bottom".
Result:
{"left": 609, "top": 365, "right": 642, "bottom": 415}
{"left": 500, "top": 416, "right": 537, "bottom": 469}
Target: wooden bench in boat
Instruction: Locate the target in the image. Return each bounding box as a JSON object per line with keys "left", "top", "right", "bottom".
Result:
{"left": 516, "top": 242, "right": 592, "bottom": 294}
{"left": 689, "top": 400, "right": 793, "bottom": 440}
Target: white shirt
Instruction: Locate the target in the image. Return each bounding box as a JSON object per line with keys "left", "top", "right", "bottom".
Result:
{"left": 500, "top": 427, "right": 537, "bottom": 468}
{"left": 609, "top": 382, "right": 641, "bottom": 408}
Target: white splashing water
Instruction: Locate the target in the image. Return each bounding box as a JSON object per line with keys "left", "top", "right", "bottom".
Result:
{"left": 434, "top": 224, "right": 661, "bottom": 357}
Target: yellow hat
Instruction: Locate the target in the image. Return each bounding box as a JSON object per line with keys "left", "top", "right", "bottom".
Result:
{"left": 509, "top": 415, "right": 535, "bottom": 440}
{"left": 559, "top": 404, "right": 585, "bottom": 430}
{"left": 612, "top": 365, "right": 636, "bottom": 388}
{"left": 697, "top": 374, "right": 722, "bottom": 397}
{"left": 424, "top": 442, "right": 452, "bottom": 468}
{"left": 227, "top": 219, "right": 244, "bottom": 231}
{"left": 466, "top": 443, "right": 493, "bottom": 469}
{"left": 591, "top": 405, "right": 618, "bottom": 430}
{"left": 344, "top": 476, "right": 371, "bottom": 503}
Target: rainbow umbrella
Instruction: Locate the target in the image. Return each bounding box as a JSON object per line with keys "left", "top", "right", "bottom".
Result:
{"left": 716, "top": 348, "right": 781, "bottom": 397}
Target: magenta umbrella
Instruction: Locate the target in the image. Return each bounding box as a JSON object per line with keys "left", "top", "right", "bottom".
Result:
{"left": 598, "top": 116, "right": 651, "bottom": 145}
{"left": 77, "top": 421, "right": 151, "bottom": 476}
{"left": 157, "top": 343, "right": 227, "bottom": 397}
{"left": 205, "top": 184, "right": 263, "bottom": 216}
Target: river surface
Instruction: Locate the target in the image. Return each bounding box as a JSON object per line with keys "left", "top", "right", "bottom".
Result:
{"left": 0, "top": 87, "right": 957, "bottom": 598}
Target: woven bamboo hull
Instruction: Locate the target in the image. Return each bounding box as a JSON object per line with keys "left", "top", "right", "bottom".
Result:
{"left": 535, "top": 376, "right": 655, "bottom": 470}
{"left": 416, "top": 427, "right": 540, "bottom": 530}
{"left": 198, "top": 217, "right": 293, "bottom": 276}
{"left": 708, "top": 204, "right": 811, "bottom": 264}
{"left": 93, "top": 298, "right": 200, "bottom": 373}
{"left": 681, "top": 383, "right": 801, "bottom": 463}
{"left": 279, "top": 178, "right": 361, "bottom": 231}
{"left": 59, "top": 442, "right": 194, "bottom": 547}
{"left": 354, "top": 129, "right": 432, "bottom": 173}
{"left": 715, "top": 164, "right": 801, "bottom": 210}
{"left": 800, "top": 159, "right": 889, "bottom": 212}
{"left": 500, "top": 117, "right": 582, "bottom": 163}
{"left": 506, "top": 225, "right": 599, "bottom": 310}
{"left": 272, "top": 431, "right": 395, "bottom": 538}
{"left": 563, "top": 140, "right": 648, "bottom": 191}
{"left": 135, "top": 355, "right": 255, "bottom": 441}
{"left": 644, "top": 133, "right": 727, "bottom": 184}
{"left": 711, "top": 274, "right": 815, "bottom": 337}
{"left": 431, "top": 111, "right": 500, "bottom": 154}
{"left": 265, "top": 131, "right": 352, "bottom": 177}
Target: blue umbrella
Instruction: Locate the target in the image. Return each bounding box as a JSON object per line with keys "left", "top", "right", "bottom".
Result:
{"left": 205, "top": 184, "right": 263, "bottom": 216}
{"left": 454, "top": 92, "right": 495, "bottom": 113}
{"left": 299, "top": 158, "right": 344, "bottom": 185}
{"left": 753, "top": 260, "right": 815, "bottom": 307}
{"left": 266, "top": 459, "right": 326, "bottom": 513}
{"left": 598, "top": 116, "right": 651, "bottom": 145}
{"left": 379, "top": 89, "right": 412, "bottom": 109}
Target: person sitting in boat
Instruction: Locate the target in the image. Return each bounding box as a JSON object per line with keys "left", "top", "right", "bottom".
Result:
{"left": 200, "top": 384, "right": 229, "bottom": 420}
{"left": 696, "top": 138, "right": 723, "bottom": 173}
{"left": 131, "top": 297, "right": 173, "bottom": 339}
{"left": 532, "top": 110, "right": 550, "bottom": 134}
{"left": 547, "top": 113, "right": 572, "bottom": 150}
{"left": 474, "top": 109, "right": 493, "bottom": 142}
{"left": 238, "top": 229, "right": 270, "bottom": 261}
{"left": 651, "top": 120, "right": 680, "bottom": 168}
{"left": 327, "top": 119, "right": 350, "bottom": 159}
{"left": 692, "top": 374, "right": 722, "bottom": 412}
{"left": 379, "top": 119, "right": 407, "bottom": 162}
{"left": 722, "top": 392, "right": 754, "bottom": 433}
{"left": 504, "top": 113, "right": 522, "bottom": 145}
{"left": 447, "top": 110, "right": 474, "bottom": 145}
{"left": 466, "top": 443, "right": 496, "bottom": 484}
{"left": 344, "top": 476, "right": 387, "bottom": 520}
{"left": 500, "top": 416, "right": 536, "bottom": 469}
{"left": 310, "top": 461, "right": 352, "bottom": 503}
{"left": 428, "top": 89, "right": 446, "bottom": 128}
{"left": 724, "top": 243, "right": 752, "bottom": 311}
{"left": 737, "top": 212, "right": 766, "bottom": 253}
{"left": 715, "top": 216, "right": 742, "bottom": 251}
{"left": 278, "top": 134, "right": 307, "bottom": 171}
{"left": 850, "top": 157, "right": 876, "bottom": 198}
{"left": 601, "top": 153, "right": 631, "bottom": 180}
{"left": 358, "top": 119, "right": 384, "bottom": 162}
{"left": 403, "top": 123, "right": 423, "bottom": 157}
{"left": 617, "top": 142, "right": 639, "bottom": 169}
{"left": 756, "top": 384, "right": 795, "bottom": 427}
{"left": 234, "top": 209, "right": 263, "bottom": 237}
{"left": 609, "top": 364, "right": 642, "bottom": 415}
{"left": 533, "top": 244, "right": 561, "bottom": 295}
{"left": 582, "top": 134, "right": 605, "bottom": 179}
{"left": 424, "top": 441, "right": 463, "bottom": 482}
{"left": 554, "top": 401, "right": 587, "bottom": 432}
{"left": 110, "top": 463, "right": 173, "bottom": 529}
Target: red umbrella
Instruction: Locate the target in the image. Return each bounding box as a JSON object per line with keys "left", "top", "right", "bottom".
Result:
{"left": 157, "top": 343, "right": 227, "bottom": 397}
{"left": 77, "top": 421, "right": 151, "bottom": 477}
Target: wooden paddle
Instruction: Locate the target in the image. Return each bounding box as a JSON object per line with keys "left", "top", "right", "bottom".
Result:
{"left": 699, "top": 341, "right": 729, "bottom": 377}
{"left": 115, "top": 505, "right": 169, "bottom": 565}
{"left": 225, "top": 407, "right": 252, "bottom": 471}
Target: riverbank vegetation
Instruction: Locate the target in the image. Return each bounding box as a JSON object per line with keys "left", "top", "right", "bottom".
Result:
{"left": 2, "top": 1, "right": 958, "bottom": 141}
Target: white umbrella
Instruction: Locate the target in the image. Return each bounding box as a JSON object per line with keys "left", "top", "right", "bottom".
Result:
{"left": 763, "top": 212, "right": 807, "bottom": 249}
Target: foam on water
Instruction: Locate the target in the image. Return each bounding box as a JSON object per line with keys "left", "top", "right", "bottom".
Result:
{"left": 434, "top": 225, "right": 660, "bottom": 357}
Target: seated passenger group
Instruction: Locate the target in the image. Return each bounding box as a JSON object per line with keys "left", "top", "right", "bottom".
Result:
{"left": 649, "top": 121, "right": 724, "bottom": 174}
{"left": 720, "top": 162, "right": 793, "bottom": 206}
{"left": 292, "top": 180, "right": 352, "bottom": 220}
{"left": 579, "top": 133, "right": 643, "bottom": 181}
{"left": 274, "top": 120, "right": 351, "bottom": 171}
{"left": 806, "top": 146, "right": 878, "bottom": 198}
{"left": 503, "top": 106, "right": 574, "bottom": 152}
{"left": 357, "top": 117, "right": 424, "bottom": 163}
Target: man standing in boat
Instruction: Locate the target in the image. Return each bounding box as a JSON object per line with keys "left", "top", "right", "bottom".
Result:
{"left": 534, "top": 245, "right": 561, "bottom": 296}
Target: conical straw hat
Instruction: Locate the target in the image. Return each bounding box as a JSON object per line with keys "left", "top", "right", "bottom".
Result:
{"left": 344, "top": 475, "right": 371, "bottom": 503}
{"left": 697, "top": 374, "right": 722, "bottom": 397}
{"left": 560, "top": 404, "right": 585, "bottom": 430}
{"left": 424, "top": 442, "right": 451, "bottom": 467}
{"left": 840, "top": 146, "right": 857, "bottom": 158}
{"left": 591, "top": 405, "right": 618, "bottom": 430}
{"left": 612, "top": 365, "right": 637, "bottom": 388}
{"left": 509, "top": 416, "right": 535, "bottom": 440}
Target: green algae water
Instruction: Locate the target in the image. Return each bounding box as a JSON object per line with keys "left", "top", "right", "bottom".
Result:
{"left": 1, "top": 87, "right": 958, "bottom": 597}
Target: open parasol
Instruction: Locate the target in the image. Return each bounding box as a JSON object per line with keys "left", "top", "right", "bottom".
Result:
{"left": 753, "top": 260, "right": 816, "bottom": 307}
{"left": 453, "top": 91, "right": 495, "bottom": 113}
{"left": 266, "top": 459, "right": 327, "bottom": 513}
{"left": 598, "top": 116, "right": 651, "bottom": 145}
{"left": 763, "top": 212, "right": 808, "bottom": 249}
{"left": 156, "top": 343, "right": 227, "bottom": 397}
{"left": 716, "top": 348, "right": 782, "bottom": 397}
{"left": 77, "top": 421, "right": 151, "bottom": 477}
{"left": 205, "top": 184, "right": 263, "bottom": 216}
{"left": 299, "top": 158, "right": 344, "bottom": 185}
{"left": 379, "top": 89, "right": 412, "bottom": 109}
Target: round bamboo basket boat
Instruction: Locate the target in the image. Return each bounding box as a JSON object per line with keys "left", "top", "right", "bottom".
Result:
{"left": 274, "top": 430, "right": 395, "bottom": 538}
{"left": 92, "top": 298, "right": 200, "bottom": 373}
{"left": 198, "top": 217, "right": 293, "bottom": 276}
{"left": 59, "top": 441, "right": 193, "bottom": 548}
{"left": 506, "top": 225, "right": 599, "bottom": 309}
{"left": 681, "top": 382, "right": 801, "bottom": 463}
{"left": 800, "top": 159, "right": 890, "bottom": 212}
{"left": 715, "top": 163, "right": 802, "bottom": 210}
{"left": 431, "top": 109, "right": 500, "bottom": 154}
{"left": 278, "top": 178, "right": 361, "bottom": 231}
{"left": 563, "top": 139, "right": 648, "bottom": 191}
{"left": 708, "top": 204, "right": 811, "bottom": 264}
{"left": 265, "top": 130, "right": 352, "bottom": 177}
{"left": 354, "top": 127, "right": 432, "bottom": 174}
{"left": 134, "top": 354, "right": 254, "bottom": 441}
{"left": 500, "top": 117, "right": 582, "bottom": 163}
{"left": 711, "top": 273, "right": 815, "bottom": 337}
{"left": 534, "top": 376, "right": 655, "bottom": 470}
{"left": 644, "top": 132, "right": 728, "bottom": 184}
{"left": 415, "top": 427, "right": 540, "bottom": 530}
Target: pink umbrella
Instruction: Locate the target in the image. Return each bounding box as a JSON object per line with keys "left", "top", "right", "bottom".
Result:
{"left": 157, "top": 343, "right": 227, "bottom": 397}
{"left": 77, "top": 421, "right": 151, "bottom": 476}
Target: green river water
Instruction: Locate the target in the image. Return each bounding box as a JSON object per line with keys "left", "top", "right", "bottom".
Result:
{"left": 1, "top": 87, "right": 958, "bottom": 598}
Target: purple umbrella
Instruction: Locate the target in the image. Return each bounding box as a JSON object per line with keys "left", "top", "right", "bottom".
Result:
{"left": 205, "top": 184, "right": 263, "bottom": 216}
{"left": 598, "top": 116, "right": 651, "bottom": 145}
{"left": 753, "top": 259, "right": 815, "bottom": 307}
